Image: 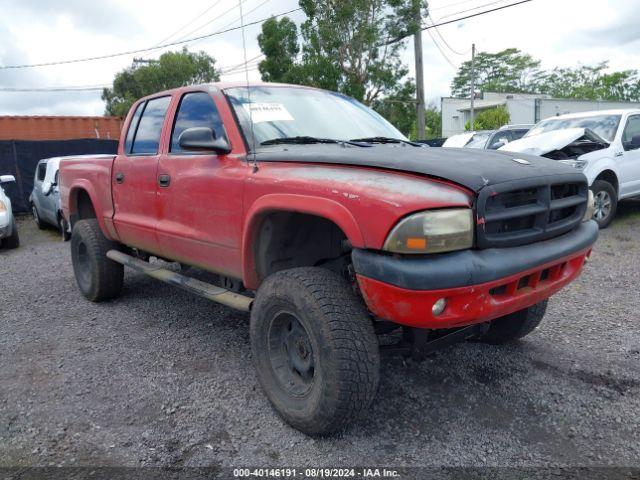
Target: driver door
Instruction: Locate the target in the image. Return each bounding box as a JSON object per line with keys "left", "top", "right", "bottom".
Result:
{"left": 618, "top": 114, "right": 640, "bottom": 197}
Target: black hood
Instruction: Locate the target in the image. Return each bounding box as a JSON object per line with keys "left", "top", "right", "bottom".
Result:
{"left": 254, "top": 144, "right": 586, "bottom": 192}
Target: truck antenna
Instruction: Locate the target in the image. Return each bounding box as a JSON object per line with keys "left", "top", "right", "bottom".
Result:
{"left": 238, "top": 0, "right": 259, "bottom": 173}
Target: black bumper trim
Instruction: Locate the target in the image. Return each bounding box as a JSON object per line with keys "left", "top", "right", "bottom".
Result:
{"left": 352, "top": 221, "right": 599, "bottom": 291}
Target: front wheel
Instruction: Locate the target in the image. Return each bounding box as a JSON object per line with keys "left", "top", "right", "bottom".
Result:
{"left": 478, "top": 300, "right": 548, "bottom": 344}
{"left": 591, "top": 180, "right": 617, "bottom": 229}
{"left": 71, "top": 219, "right": 123, "bottom": 302}
{"left": 250, "top": 267, "right": 380, "bottom": 436}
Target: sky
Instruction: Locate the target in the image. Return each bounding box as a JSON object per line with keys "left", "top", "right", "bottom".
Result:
{"left": 0, "top": 0, "right": 639, "bottom": 116}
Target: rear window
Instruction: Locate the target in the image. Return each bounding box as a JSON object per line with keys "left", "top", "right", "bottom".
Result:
{"left": 124, "top": 102, "right": 144, "bottom": 154}
{"left": 131, "top": 96, "right": 171, "bottom": 155}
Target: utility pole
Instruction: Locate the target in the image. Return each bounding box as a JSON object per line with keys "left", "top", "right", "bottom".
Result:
{"left": 469, "top": 43, "right": 476, "bottom": 130}
{"left": 414, "top": 28, "right": 426, "bottom": 140}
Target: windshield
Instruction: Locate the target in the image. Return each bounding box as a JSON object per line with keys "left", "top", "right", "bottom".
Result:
{"left": 526, "top": 115, "right": 621, "bottom": 142}
{"left": 464, "top": 132, "right": 492, "bottom": 149}
{"left": 224, "top": 86, "right": 406, "bottom": 148}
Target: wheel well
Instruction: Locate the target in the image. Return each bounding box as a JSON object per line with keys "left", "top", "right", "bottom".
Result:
{"left": 254, "top": 212, "right": 350, "bottom": 283}
{"left": 594, "top": 170, "right": 619, "bottom": 194}
{"left": 71, "top": 189, "right": 96, "bottom": 226}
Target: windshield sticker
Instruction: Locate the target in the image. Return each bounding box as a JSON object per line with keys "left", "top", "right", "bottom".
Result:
{"left": 243, "top": 103, "right": 294, "bottom": 123}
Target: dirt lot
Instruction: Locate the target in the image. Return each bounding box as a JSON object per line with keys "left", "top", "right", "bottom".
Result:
{"left": 1, "top": 203, "right": 639, "bottom": 472}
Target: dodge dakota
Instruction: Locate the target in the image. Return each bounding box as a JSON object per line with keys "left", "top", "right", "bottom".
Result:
{"left": 59, "top": 83, "right": 598, "bottom": 436}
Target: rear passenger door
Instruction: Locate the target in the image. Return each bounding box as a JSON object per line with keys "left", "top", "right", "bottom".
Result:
{"left": 112, "top": 96, "right": 171, "bottom": 254}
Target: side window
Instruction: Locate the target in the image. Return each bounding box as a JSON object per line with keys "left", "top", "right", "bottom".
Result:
{"left": 124, "top": 102, "right": 144, "bottom": 154}
{"left": 37, "top": 163, "right": 46, "bottom": 181}
{"left": 131, "top": 96, "right": 171, "bottom": 155}
{"left": 170, "top": 92, "right": 226, "bottom": 153}
{"left": 622, "top": 115, "right": 640, "bottom": 151}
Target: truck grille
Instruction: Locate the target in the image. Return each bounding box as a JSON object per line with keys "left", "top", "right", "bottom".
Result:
{"left": 476, "top": 177, "right": 588, "bottom": 248}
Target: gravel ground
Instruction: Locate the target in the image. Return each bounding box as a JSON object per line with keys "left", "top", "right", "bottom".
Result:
{"left": 1, "top": 203, "right": 639, "bottom": 472}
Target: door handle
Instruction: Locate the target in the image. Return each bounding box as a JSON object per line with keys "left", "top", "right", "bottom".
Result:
{"left": 158, "top": 174, "right": 171, "bottom": 187}
{"left": 115, "top": 172, "right": 125, "bottom": 184}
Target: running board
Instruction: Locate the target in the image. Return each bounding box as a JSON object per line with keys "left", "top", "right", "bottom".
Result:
{"left": 106, "top": 250, "right": 253, "bottom": 312}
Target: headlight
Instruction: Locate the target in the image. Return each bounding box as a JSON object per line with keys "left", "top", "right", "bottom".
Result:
{"left": 559, "top": 159, "right": 587, "bottom": 169}
{"left": 0, "top": 201, "right": 6, "bottom": 213}
{"left": 383, "top": 208, "right": 473, "bottom": 254}
{"left": 583, "top": 190, "right": 595, "bottom": 222}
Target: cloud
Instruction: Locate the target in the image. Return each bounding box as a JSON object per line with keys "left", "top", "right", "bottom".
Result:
{"left": 0, "top": 0, "right": 140, "bottom": 35}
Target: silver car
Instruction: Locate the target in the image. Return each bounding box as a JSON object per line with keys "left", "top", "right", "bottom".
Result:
{"left": 30, "top": 157, "right": 71, "bottom": 240}
{"left": 0, "top": 175, "right": 19, "bottom": 249}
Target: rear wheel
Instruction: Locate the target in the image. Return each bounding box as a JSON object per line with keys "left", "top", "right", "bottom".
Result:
{"left": 32, "top": 204, "right": 45, "bottom": 230}
{"left": 71, "top": 219, "right": 123, "bottom": 302}
{"left": 478, "top": 300, "right": 548, "bottom": 344}
{"left": 591, "top": 180, "right": 617, "bottom": 229}
{"left": 250, "top": 267, "right": 380, "bottom": 436}
{"left": 58, "top": 213, "right": 71, "bottom": 241}
{"left": 3, "top": 218, "right": 20, "bottom": 249}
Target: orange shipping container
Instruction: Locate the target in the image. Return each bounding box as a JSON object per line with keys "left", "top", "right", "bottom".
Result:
{"left": 0, "top": 116, "right": 123, "bottom": 141}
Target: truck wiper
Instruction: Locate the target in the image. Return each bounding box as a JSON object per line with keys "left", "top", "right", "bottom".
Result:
{"left": 349, "top": 136, "right": 422, "bottom": 147}
{"left": 261, "top": 136, "right": 369, "bottom": 147}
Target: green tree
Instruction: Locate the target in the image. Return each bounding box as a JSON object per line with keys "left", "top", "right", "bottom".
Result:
{"left": 102, "top": 48, "right": 220, "bottom": 116}
{"left": 451, "top": 48, "right": 541, "bottom": 98}
{"left": 257, "top": 17, "right": 300, "bottom": 83}
{"left": 532, "top": 62, "right": 640, "bottom": 102}
{"left": 257, "top": 1, "right": 428, "bottom": 134}
{"left": 465, "top": 105, "right": 510, "bottom": 131}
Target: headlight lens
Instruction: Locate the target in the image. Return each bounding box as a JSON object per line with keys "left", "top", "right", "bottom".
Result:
{"left": 559, "top": 159, "right": 588, "bottom": 169}
{"left": 583, "top": 190, "right": 595, "bottom": 222}
{"left": 383, "top": 208, "right": 473, "bottom": 254}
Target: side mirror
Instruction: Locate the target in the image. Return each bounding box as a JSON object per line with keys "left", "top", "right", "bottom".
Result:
{"left": 490, "top": 139, "right": 507, "bottom": 150}
{"left": 624, "top": 134, "right": 640, "bottom": 151}
{"left": 42, "top": 182, "right": 53, "bottom": 196}
{"left": 178, "top": 127, "right": 231, "bottom": 154}
{"left": 0, "top": 175, "right": 15, "bottom": 184}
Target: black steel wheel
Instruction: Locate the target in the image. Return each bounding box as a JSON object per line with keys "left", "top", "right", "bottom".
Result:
{"left": 71, "top": 219, "right": 123, "bottom": 302}
{"left": 251, "top": 267, "right": 380, "bottom": 436}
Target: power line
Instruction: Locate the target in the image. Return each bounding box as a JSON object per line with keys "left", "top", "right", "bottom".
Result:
{"left": 152, "top": 0, "right": 225, "bottom": 47}
{"left": 385, "top": 0, "right": 533, "bottom": 45}
{"left": 426, "top": 15, "right": 470, "bottom": 56}
{"left": 434, "top": 0, "right": 515, "bottom": 21}
{"left": 172, "top": 0, "right": 249, "bottom": 43}
{"left": 0, "top": 7, "right": 303, "bottom": 70}
{"left": 425, "top": 27, "right": 458, "bottom": 69}
{"left": 0, "top": 86, "right": 109, "bottom": 92}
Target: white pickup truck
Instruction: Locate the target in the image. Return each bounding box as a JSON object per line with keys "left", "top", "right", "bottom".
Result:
{"left": 501, "top": 109, "right": 640, "bottom": 228}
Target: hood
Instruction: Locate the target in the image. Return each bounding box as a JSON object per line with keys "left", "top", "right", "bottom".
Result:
{"left": 442, "top": 132, "right": 474, "bottom": 148}
{"left": 254, "top": 144, "right": 583, "bottom": 193}
{"left": 499, "top": 128, "right": 609, "bottom": 158}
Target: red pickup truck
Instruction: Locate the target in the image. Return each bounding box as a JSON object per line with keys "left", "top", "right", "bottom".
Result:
{"left": 59, "top": 82, "right": 598, "bottom": 436}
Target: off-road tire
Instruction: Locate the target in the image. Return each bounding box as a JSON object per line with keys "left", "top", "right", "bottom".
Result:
{"left": 32, "top": 204, "right": 45, "bottom": 230}
{"left": 250, "top": 267, "right": 380, "bottom": 436}
{"left": 3, "top": 218, "right": 20, "bottom": 249}
{"left": 478, "top": 300, "right": 548, "bottom": 344}
{"left": 71, "top": 219, "right": 123, "bottom": 302}
{"left": 591, "top": 180, "right": 617, "bottom": 229}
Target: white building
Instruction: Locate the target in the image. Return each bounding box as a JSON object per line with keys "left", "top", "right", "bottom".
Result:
{"left": 441, "top": 92, "right": 640, "bottom": 138}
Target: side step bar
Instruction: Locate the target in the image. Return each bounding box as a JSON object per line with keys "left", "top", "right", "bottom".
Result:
{"left": 106, "top": 250, "right": 253, "bottom": 312}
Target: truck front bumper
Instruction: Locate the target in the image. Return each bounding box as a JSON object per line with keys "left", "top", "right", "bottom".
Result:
{"left": 352, "top": 221, "right": 599, "bottom": 329}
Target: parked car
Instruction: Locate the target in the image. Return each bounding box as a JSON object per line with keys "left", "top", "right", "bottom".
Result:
{"left": 30, "top": 157, "right": 71, "bottom": 240}
{"left": 443, "top": 125, "right": 531, "bottom": 150}
{"left": 501, "top": 110, "right": 640, "bottom": 228}
{"left": 59, "top": 83, "right": 598, "bottom": 436}
{"left": 0, "top": 175, "right": 19, "bottom": 249}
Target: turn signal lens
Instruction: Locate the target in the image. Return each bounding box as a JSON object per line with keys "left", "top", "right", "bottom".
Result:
{"left": 383, "top": 208, "right": 474, "bottom": 254}
{"left": 0, "top": 201, "right": 6, "bottom": 213}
